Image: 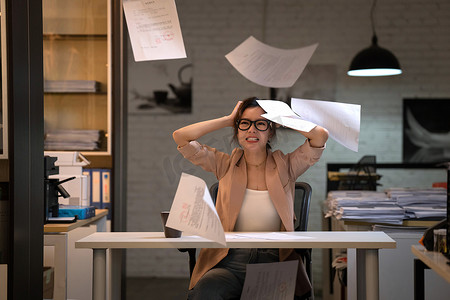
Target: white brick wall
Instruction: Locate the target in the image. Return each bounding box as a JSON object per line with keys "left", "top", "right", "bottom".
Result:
{"left": 125, "top": 0, "right": 450, "bottom": 294}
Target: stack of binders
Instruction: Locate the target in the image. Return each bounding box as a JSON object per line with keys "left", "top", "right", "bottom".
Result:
{"left": 83, "top": 168, "right": 112, "bottom": 219}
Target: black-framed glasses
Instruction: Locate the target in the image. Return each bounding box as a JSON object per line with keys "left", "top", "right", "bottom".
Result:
{"left": 237, "top": 119, "right": 271, "bottom": 131}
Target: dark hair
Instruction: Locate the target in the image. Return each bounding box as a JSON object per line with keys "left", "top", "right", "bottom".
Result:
{"left": 232, "top": 97, "right": 276, "bottom": 149}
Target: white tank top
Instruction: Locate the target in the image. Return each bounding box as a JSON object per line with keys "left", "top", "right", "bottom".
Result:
{"left": 234, "top": 189, "right": 281, "bottom": 232}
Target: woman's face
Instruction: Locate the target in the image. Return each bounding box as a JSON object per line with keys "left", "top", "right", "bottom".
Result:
{"left": 237, "top": 106, "right": 271, "bottom": 153}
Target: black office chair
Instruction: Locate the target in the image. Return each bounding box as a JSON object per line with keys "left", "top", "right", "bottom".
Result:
{"left": 293, "top": 182, "right": 314, "bottom": 300}
{"left": 179, "top": 182, "right": 314, "bottom": 299}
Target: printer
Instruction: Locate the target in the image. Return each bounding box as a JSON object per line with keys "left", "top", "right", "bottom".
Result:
{"left": 44, "top": 151, "right": 91, "bottom": 206}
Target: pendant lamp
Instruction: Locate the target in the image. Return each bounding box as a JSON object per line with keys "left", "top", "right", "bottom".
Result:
{"left": 347, "top": 0, "right": 402, "bottom": 77}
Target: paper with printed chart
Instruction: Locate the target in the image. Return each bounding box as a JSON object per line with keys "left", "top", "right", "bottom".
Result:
{"left": 123, "top": 0, "right": 186, "bottom": 61}
{"left": 240, "top": 260, "right": 298, "bottom": 300}
{"left": 257, "top": 99, "right": 361, "bottom": 152}
{"left": 225, "top": 36, "right": 318, "bottom": 88}
{"left": 166, "top": 173, "right": 226, "bottom": 246}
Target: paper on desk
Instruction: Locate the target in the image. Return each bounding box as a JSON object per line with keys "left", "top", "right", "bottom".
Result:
{"left": 256, "top": 99, "right": 361, "bottom": 152}
{"left": 241, "top": 260, "right": 298, "bottom": 300}
{"left": 166, "top": 173, "right": 226, "bottom": 246}
{"left": 225, "top": 36, "right": 318, "bottom": 88}
{"left": 123, "top": 0, "right": 186, "bottom": 62}
{"left": 228, "top": 232, "right": 314, "bottom": 240}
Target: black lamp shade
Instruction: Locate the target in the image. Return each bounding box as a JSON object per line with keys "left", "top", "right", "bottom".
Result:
{"left": 348, "top": 35, "right": 402, "bottom": 76}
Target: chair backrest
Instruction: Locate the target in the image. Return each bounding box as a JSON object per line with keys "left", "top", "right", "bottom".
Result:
{"left": 209, "top": 182, "right": 219, "bottom": 205}
{"left": 293, "top": 182, "right": 312, "bottom": 232}
{"left": 209, "top": 181, "right": 312, "bottom": 231}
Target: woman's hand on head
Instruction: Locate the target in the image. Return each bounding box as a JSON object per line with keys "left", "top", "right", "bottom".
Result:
{"left": 173, "top": 100, "right": 244, "bottom": 147}
{"left": 227, "top": 101, "right": 243, "bottom": 126}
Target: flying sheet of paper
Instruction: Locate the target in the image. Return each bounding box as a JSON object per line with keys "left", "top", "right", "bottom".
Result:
{"left": 256, "top": 100, "right": 317, "bottom": 132}
{"left": 123, "top": 0, "right": 186, "bottom": 62}
{"left": 291, "top": 98, "right": 361, "bottom": 152}
{"left": 241, "top": 261, "right": 298, "bottom": 300}
{"left": 166, "top": 173, "right": 226, "bottom": 246}
{"left": 225, "top": 36, "right": 318, "bottom": 88}
{"left": 256, "top": 99, "right": 361, "bottom": 152}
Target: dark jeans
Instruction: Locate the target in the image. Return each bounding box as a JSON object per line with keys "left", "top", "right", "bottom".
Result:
{"left": 187, "top": 248, "right": 279, "bottom": 300}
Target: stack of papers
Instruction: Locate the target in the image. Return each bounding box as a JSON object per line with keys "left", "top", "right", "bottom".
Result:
{"left": 372, "top": 224, "right": 428, "bottom": 233}
{"left": 326, "top": 190, "right": 395, "bottom": 211}
{"left": 44, "top": 80, "right": 100, "bottom": 93}
{"left": 326, "top": 187, "right": 447, "bottom": 224}
{"left": 326, "top": 190, "right": 404, "bottom": 224}
{"left": 45, "top": 129, "right": 102, "bottom": 151}
{"left": 386, "top": 188, "right": 447, "bottom": 219}
{"left": 335, "top": 206, "right": 405, "bottom": 225}
{"left": 402, "top": 206, "right": 446, "bottom": 219}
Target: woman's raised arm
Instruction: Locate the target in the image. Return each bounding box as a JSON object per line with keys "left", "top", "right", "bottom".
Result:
{"left": 172, "top": 101, "right": 242, "bottom": 147}
{"left": 297, "top": 125, "right": 329, "bottom": 148}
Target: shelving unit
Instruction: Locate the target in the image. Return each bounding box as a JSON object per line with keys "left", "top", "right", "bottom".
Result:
{"left": 43, "top": 0, "right": 111, "bottom": 157}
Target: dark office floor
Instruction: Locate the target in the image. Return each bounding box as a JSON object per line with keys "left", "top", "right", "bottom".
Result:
{"left": 126, "top": 277, "right": 190, "bottom": 300}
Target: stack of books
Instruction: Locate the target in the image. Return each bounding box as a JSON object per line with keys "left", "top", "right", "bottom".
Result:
{"left": 45, "top": 129, "right": 102, "bottom": 151}
{"left": 44, "top": 80, "right": 100, "bottom": 93}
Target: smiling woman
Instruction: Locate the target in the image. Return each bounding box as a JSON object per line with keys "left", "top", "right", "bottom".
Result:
{"left": 172, "top": 96, "right": 328, "bottom": 299}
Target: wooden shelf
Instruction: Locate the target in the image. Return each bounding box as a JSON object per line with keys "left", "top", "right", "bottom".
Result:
{"left": 84, "top": 155, "right": 112, "bottom": 169}
{"left": 43, "top": 34, "right": 107, "bottom": 40}
{"left": 44, "top": 209, "right": 108, "bottom": 233}
{"left": 44, "top": 91, "right": 107, "bottom": 95}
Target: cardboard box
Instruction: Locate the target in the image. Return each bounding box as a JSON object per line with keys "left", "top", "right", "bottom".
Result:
{"left": 43, "top": 266, "right": 54, "bottom": 299}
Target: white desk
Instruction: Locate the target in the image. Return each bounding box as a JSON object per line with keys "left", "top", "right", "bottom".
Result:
{"left": 77, "top": 231, "right": 395, "bottom": 300}
{"left": 44, "top": 209, "right": 108, "bottom": 300}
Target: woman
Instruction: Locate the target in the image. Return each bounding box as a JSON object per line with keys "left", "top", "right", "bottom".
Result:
{"left": 173, "top": 97, "right": 328, "bottom": 299}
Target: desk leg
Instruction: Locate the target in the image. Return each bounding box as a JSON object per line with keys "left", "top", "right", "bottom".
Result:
{"left": 365, "top": 249, "right": 379, "bottom": 300}
{"left": 414, "top": 258, "right": 428, "bottom": 300}
{"left": 93, "top": 249, "right": 107, "bottom": 300}
{"left": 110, "top": 249, "right": 123, "bottom": 300}
{"left": 95, "top": 215, "right": 107, "bottom": 233}
{"left": 44, "top": 233, "right": 67, "bottom": 300}
{"left": 356, "top": 249, "right": 379, "bottom": 300}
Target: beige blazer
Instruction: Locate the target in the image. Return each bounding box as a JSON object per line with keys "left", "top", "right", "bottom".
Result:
{"left": 178, "top": 139, "right": 325, "bottom": 295}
